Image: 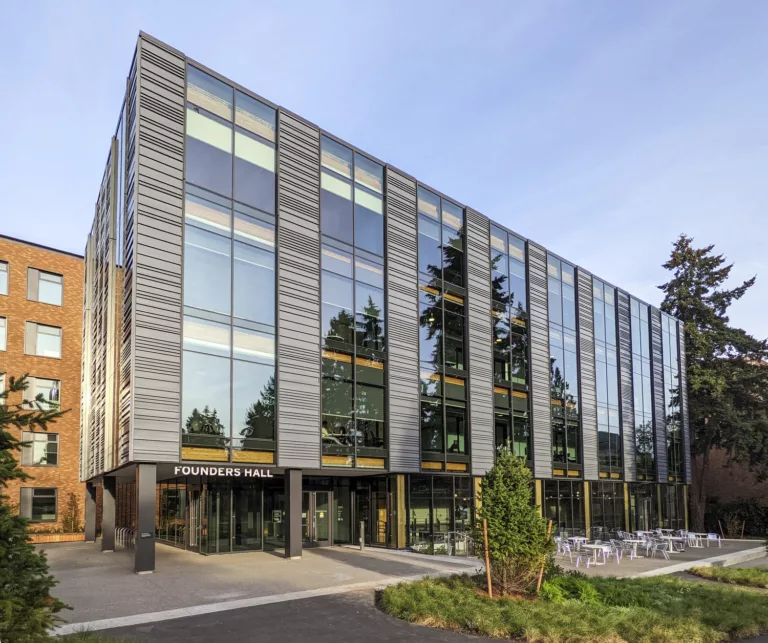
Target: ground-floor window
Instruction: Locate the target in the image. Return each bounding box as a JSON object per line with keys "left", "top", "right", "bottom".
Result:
{"left": 590, "top": 481, "right": 625, "bottom": 539}
{"left": 628, "top": 482, "right": 658, "bottom": 532}
{"left": 407, "top": 475, "right": 474, "bottom": 555}
{"left": 20, "top": 487, "right": 57, "bottom": 522}
{"left": 659, "top": 483, "right": 685, "bottom": 530}
{"left": 543, "top": 480, "right": 585, "bottom": 537}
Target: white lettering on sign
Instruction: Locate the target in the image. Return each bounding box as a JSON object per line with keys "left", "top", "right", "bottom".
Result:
{"left": 173, "top": 465, "right": 274, "bottom": 478}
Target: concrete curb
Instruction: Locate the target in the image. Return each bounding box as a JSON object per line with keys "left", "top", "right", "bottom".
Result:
{"left": 631, "top": 546, "right": 766, "bottom": 578}
{"left": 53, "top": 565, "right": 473, "bottom": 636}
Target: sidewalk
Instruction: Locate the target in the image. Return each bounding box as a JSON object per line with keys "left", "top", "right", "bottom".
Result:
{"left": 44, "top": 542, "right": 476, "bottom": 634}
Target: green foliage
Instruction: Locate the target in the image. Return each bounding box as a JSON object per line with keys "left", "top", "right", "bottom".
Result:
{"left": 0, "top": 374, "right": 69, "bottom": 641}
{"left": 60, "top": 630, "right": 134, "bottom": 642}
{"left": 380, "top": 572, "right": 768, "bottom": 642}
{"left": 61, "top": 492, "right": 82, "bottom": 534}
{"left": 690, "top": 565, "right": 768, "bottom": 589}
{"left": 472, "top": 446, "right": 555, "bottom": 595}
{"left": 705, "top": 497, "right": 768, "bottom": 538}
{"left": 659, "top": 234, "right": 768, "bottom": 528}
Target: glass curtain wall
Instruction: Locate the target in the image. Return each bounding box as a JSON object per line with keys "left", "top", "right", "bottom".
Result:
{"left": 629, "top": 482, "right": 658, "bottom": 532}
{"left": 156, "top": 481, "right": 188, "bottom": 548}
{"left": 407, "top": 475, "right": 474, "bottom": 555}
{"left": 547, "top": 256, "right": 581, "bottom": 476}
{"left": 593, "top": 280, "right": 622, "bottom": 478}
{"left": 181, "top": 66, "right": 277, "bottom": 464}
{"left": 630, "top": 299, "right": 655, "bottom": 480}
{"left": 490, "top": 226, "right": 531, "bottom": 461}
{"left": 590, "top": 481, "right": 625, "bottom": 539}
{"left": 661, "top": 314, "right": 684, "bottom": 480}
{"left": 659, "top": 483, "right": 685, "bottom": 530}
{"left": 543, "top": 480, "right": 585, "bottom": 536}
{"left": 417, "top": 187, "right": 468, "bottom": 472}
{"left": 320, "top": 136, "right": 387, "bottom": 470}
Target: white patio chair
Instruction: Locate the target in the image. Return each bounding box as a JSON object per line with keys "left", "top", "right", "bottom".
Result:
{"left": 649, "top": 540, "right": 670, "bottom": 560}
{"left": 707, "top": 533, "right": 722, "bottom": 548}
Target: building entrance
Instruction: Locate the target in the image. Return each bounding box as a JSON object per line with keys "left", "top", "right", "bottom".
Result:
{"left": 302, "top": 491, "right": 331, "bottom": 546}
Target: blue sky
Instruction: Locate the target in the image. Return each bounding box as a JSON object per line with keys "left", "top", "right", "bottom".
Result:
{"left": 2, "top": 1, "right": 766, "bottom": 338}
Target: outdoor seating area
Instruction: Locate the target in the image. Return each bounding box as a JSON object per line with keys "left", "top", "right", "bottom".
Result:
{"left": 554, "top": 528, "right": 723, "bottom": 569}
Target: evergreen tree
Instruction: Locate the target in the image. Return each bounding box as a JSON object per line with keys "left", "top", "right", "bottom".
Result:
{"left": 659, "top": 234, "right": 768, "bottom": 529}
{"left": 241, "top": 375, "right": 276, "bottom": 441}
{"left": 0, "top": 374, "right": 68, "bottom": 640}
{"left": 472, "top": 446, "right": 555, "bottom": 595}
{"left": 184, "top": 405, "right": 228, "bottom": 448}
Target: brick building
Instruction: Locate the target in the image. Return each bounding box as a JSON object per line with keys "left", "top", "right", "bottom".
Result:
{"left": 0, "top": 234, "right": 85, "bottom": 532}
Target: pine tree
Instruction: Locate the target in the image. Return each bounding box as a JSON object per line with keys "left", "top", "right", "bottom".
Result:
{"left": 659, "top": 234, "right": 768, "bottom": 529}
{"left": 473, "top": 446, "right": 555, "bottom": 596}
{"left": 0, "top": 374, "right": 68, "bottom": 640}
{"left": 241, "top": 375, "right": 276, "bottom": 441}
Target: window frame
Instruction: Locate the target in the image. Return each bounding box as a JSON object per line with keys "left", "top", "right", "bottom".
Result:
{"left": 0, "top": 316, "right": 6, "bottom": 351}
{"left": 28, "top": 268, "right": 64, "bottom": 306}
{"left": 25, "top": 322, "right": 62, "bottom": 359}
{"left": 21, "top": 431, "right": 60, "bottom": 467}
{"left": 0, "top": 260, "right": 8, "bottom": 296}
{"left": 20, "top": 487, "right": 58, "bottom": 523}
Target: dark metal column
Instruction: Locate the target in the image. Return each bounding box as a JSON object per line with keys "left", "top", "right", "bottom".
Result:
{"left": 84, "top": 481, "right": 97, "bottom": 543}
{"left": 101, "top": 477, "right": 116, "bottom": 552}
{"left": 135, "top": 463, "right": 156, "bottom": 574}
{"left": 285, "top": 469, "right": 302, "bottom": 559}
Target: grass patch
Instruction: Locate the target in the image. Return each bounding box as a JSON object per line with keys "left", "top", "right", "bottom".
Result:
{"left": 59, "top": 629, "right": 134, "bottom": 642}
{"left": 379, "top": 573, "right": 768, "bottom": 642}
{"left": 690, "top": 565, "right": 768, "bottom": 589}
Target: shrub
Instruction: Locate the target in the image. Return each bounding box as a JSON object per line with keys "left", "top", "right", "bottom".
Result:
{"left": 61, "top": 492, "right": 82, "bottom": 533}
{"left": 705, "top": 498, "right": 768, "bottom": 538}
{"left": 472, "top": 446, "right": 555, "bottom": 595}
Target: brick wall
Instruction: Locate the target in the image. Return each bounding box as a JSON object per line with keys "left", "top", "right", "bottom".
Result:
{"left": 0, "top": 235, "right": 85, "bottom": 531}
{"left": 706, "top": 448, "right": 768, "bottom": 504}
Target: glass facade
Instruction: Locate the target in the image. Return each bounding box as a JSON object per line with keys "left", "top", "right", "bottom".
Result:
{"left": 659, "top": 483, "right": 686, "bottom": 530}
{"left": 590, "top": 481, "right": 625, "bottom": 539}
{"left": 543, "top": 480, "right": 585, "bottom": 536}
{"left": 547, "top": 256, "right": 581, "bottom": 476}
{"left": 320, "top": 136, "right": 387, "bottom": 469}
{"left": 407, "top": 475, "right": 474, "bottom": 555}
{"left": 593, "top": 280, "right": 621, "bottom": 478}
{"left": 418, "top": 187, "right": 468, "bottom": 472}
{"left": 630, "top": 299, "right": 655, "bottom": 480}
{"left": 490, "top": 226, "right": 531, "bottom": 460}
{"left": 662, "top": 314, "right": 684, "bottom": 480}
{"left": 628, "top": 482, "right": 658, "bottom": 532}
{"left": 182, "top": 65, "right": 277, "bottom": 463}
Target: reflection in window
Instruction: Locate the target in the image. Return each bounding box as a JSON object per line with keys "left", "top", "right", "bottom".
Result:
{"left": 182, "top": 67, "right": 277, "bottom": 461}
{"left": 417, "top": 187, "right": 464, "bottom": 287}
{"left": 21, "top": 432, "right": 59, "bottom": 466}
{"left": 490, "top": 225, "right": 530, "bottom": 460}
{"left": 631, "top": 299, "right": 655, "bottom": 480}
{"left": 594, "top": 279, "right": 621, "bottom": 478}
{"left": 320, "top": 137, "right": 386, "bottom": 468}
{"left": 662, "top": 313, "right": 684, "bottom": 479}
{"left": 543, "top": 480, "right": 585, "bottom": 537}
{"left": 548, "top": 255, "right": 580, "bottom": 474}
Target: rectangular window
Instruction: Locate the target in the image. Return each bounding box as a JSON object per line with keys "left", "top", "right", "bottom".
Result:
{"left": 20, "top": 488, "right": 57, "bottom": 522}
{"left": 0, "top": 260, "right": 7, "bottom": 295}
{"left": 186, "top": 107, "right": 233, "bottom": 197}
{"left": 25, "top": 323, "right": 61, "bottom": 358}
{"left": 0, "top": 316, "right": 6, "bottom": 351}
{"left": 183, "top": 225, "right": 232, "bottom": 315}
{"left": 28, "top": 269, "right": 63, "bottom": 306}
{"left": 21, "top": 432, "right": 59, "bottom": 466}
{"left": 22, "top": 377, "right": 60, "bottom": 410}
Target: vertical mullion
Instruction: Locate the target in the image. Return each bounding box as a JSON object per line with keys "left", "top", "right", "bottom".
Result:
{"left": 229, "top": 110, "right": 235, "bottom": 463}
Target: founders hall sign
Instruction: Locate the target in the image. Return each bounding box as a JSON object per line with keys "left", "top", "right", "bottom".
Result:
{"left": 173, "top": 465, "right": 274, "bottom": 478}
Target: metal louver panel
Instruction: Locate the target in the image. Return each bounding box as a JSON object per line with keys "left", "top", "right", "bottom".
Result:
{"left": 385, "top": 168, "right": 420, "bottom": 472}
{"left": 276, "top": 110, "right": 322, "bottom": 468}
{"left": 528, "top": 242, "right": 552, "bottom": 478}
{"left": 617, "top": 291, "right": 636, "bottom": 481}
{"left": 576, "top": 269, "right": 598, "bottom": 480}
{"left": 466, "top": 208, "right": 494, "bottom": 475}
{"left": 650, "top": 307, "right": 668, "bottom": 480}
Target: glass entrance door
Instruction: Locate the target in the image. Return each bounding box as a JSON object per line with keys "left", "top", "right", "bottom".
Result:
{"left": 233, "top": 486, "right": 263, "bottom": 551}
{"left": 302, "top": 491, "right": 332, "bottom": 546}
{"left": 188, "top": 489, "right": 201, "bottom": 551}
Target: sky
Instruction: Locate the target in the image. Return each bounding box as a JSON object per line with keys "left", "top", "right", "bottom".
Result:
{"left": 1, "top": 0, "right": 766, "bottom": 338}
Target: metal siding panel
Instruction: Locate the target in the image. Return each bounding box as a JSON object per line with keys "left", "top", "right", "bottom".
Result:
{"left": 650, "top": 307, "right": 668, "bottom": 480}
{"left": 130, "top": 37, "right": 184, "bottom": 462}
{"left": 678, "top": 321, "right": 692, "bottom": 482}
{"left": 466, "top": 209, "right": 494, "bottom": 475}
{"left": 617, "top": 291, "right": 636, "bottom": 481}
{"left": 385, "top": 168, "right": 420, "bottom": 472}
{"left": 276, "top": 110, "right": 321, "bottom": 469}
{"left": 528, "top": 242, "right": 552, "bottom": 478}
{"left": 577, "top": 269, "right": 598, "bottom": 480}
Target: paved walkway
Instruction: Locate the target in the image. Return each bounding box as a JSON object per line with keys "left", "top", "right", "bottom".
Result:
{"left": 92, "top": 590, "right": 487, "bottom": 642}
{"left": 554, "top": 539, "right": 764, "bottom": 577}
{"left": 45, "top": 542, "right": 478, "bottom": 633}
